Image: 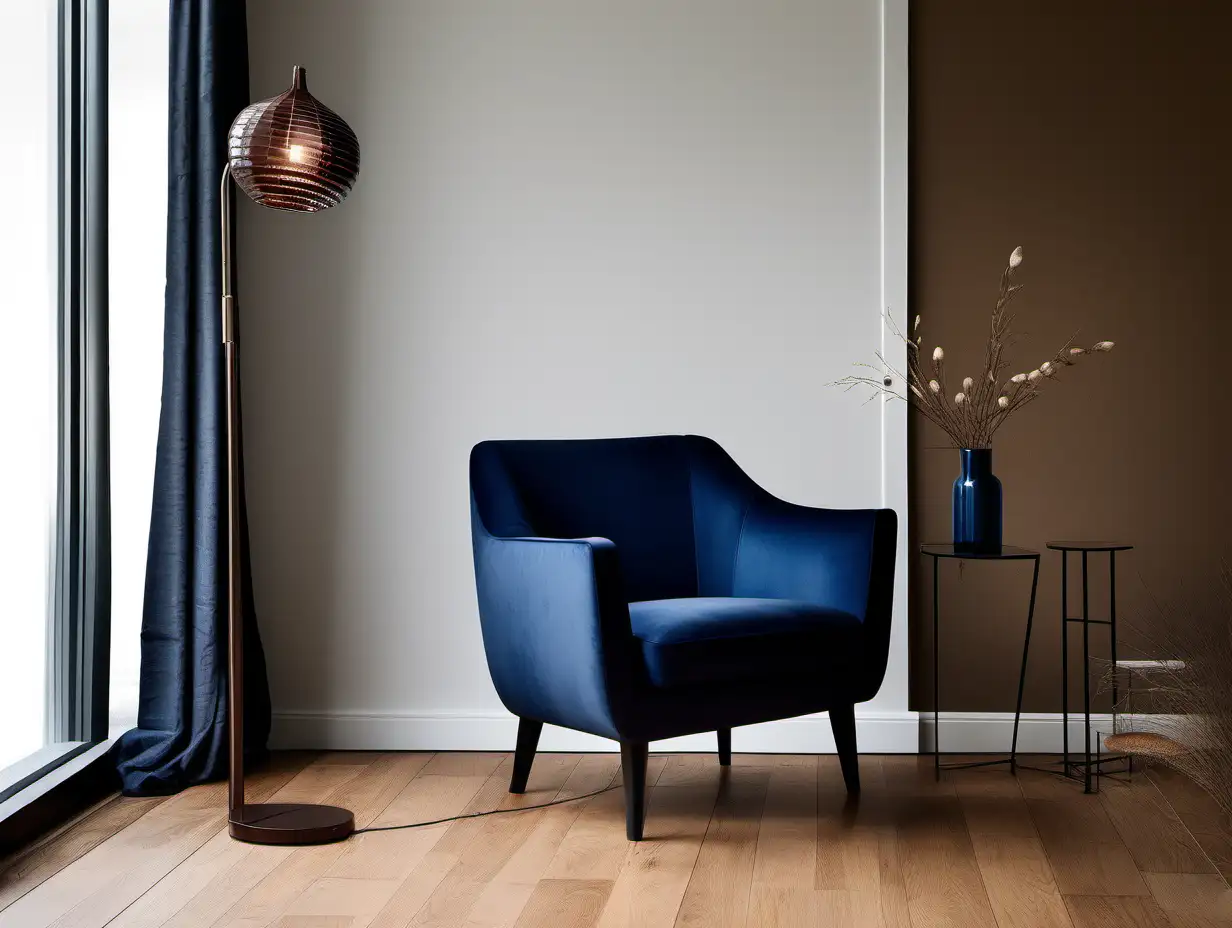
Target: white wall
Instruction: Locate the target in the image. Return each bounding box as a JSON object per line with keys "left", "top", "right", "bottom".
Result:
{"left": 242, "top": 0, "right": 911, "bottom": 752}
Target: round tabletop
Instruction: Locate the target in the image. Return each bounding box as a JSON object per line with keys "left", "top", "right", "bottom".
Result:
{"left": 1045, "top": 541, "right": 1133, "bottom": 552}
{"left": 921, "top": 544, "right": 1038, "bottom": 560}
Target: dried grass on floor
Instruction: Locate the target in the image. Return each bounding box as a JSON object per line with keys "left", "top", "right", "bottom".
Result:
{"left": 1104, "top": 567, "right": 1232, "bottom": 828}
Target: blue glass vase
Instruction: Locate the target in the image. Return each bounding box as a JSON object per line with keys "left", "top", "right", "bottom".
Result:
{"left": 953, "top": 448, "right": 1002, "bottom": 554}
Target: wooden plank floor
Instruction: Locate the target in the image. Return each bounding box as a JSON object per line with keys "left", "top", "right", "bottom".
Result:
{"left": 1, "top": 752, "right": 1228, "bottom": 928}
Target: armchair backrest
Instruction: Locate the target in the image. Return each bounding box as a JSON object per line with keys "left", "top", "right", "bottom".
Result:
{"left": 470, "top": 435, "right": 884, "bottom": 617}
{"left": 470, "top": 436, "right": 705, "bottom": 603}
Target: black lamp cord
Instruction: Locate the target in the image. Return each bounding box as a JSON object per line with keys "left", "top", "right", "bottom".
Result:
{"left": 352, "top": 783, "right": 620, "bottom": 834}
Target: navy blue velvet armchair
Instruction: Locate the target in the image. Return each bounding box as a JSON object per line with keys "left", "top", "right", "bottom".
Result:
{"left": 470, "top": 436, "right": 897, "bottom": 839}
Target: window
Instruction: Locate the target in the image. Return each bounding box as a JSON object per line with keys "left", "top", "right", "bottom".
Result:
{"left": 0, "top": 0, "right": 117, "bottom": 838}
{"left": 108, "top": 0, "right": 168, "bottom": 740}
{"left": 0, "top": 0, "right": 170, "bottom": 834}
{"left": 0, "top": 0, "right": 59, "bottom": 777}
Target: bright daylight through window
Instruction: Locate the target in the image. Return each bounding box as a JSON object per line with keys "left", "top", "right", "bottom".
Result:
{"left": 0, "top": 2, "right": 58, "bottom": 775}
{"left": 108, "top": 0, "right": 168, "bottom": 740}
{"left": 0, "top": 0, "right": 167, "bottom": 803}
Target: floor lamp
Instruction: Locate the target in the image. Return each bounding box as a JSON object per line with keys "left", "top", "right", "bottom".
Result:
{"left": 221, "top": 66, "right": 361, "bottom": 845}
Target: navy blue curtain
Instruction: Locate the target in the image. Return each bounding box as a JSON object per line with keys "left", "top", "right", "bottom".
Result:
{"left": 112, "top": 0, "right": 271, "bottom": 795}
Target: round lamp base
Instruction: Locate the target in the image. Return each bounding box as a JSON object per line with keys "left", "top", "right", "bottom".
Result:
{"left": 229, "top": 803, "right": 355, "bottom": 845}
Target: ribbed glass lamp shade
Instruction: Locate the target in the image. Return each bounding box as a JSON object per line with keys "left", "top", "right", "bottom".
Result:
{"left": 227, "top": 66, "right": 360, "bottom": 212}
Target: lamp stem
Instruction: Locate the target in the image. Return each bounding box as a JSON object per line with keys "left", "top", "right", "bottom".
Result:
{"left": 216, "top": 162, "right": 353, "bottom": 845}
{"left": 221, "top": 163, "right": 244, "bottom": 815}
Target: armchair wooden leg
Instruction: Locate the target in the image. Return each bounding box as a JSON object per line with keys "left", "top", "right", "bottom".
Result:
{"left": 510, "top": 718, "right": 543, "bottom": 794}
{"left": 830, "top": 703, "right": 860, "bottom": 794}
{"left": 620, "top": 740, "right": 648, "bottom": 841}
{"left": 717, "top": 728, "right": 732, "bottom": 766}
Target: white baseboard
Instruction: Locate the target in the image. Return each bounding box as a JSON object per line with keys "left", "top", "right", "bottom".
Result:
{"left": 271, "top": 709, "right": 1117, "bottom": 756}
{"left": 269, "top": 709, "right": 922, "bottom": 754}
{"left": 921, "top": 712, "right": 1114, "bottom": 755}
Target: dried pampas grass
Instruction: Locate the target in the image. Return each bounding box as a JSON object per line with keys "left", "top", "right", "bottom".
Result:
{"left": 1101, "top": 567, "right": 1232, "bottom": 825}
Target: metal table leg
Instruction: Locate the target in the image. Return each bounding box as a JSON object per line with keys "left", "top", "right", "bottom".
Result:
{"left": 1061, "top": 551, "right": 1069, "bottom": 772}
{"left": 1010, "top": 556, "right": 1040, "bottom": 771}
{"left": 1110, "top": 550, "right": 1119, "bottom": 781}
{"left": 1110, "top": 551, "right": 1119, "bottom": 707}
{"left": 933, "top": 554, "right": 940, "bottom": 781}
{"left": 1082, "top": 551, "right": 1093, "bottom": 792}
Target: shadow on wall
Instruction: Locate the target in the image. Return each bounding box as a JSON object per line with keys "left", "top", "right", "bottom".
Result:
{"left": 237, "top": 204, "right": 357, "bottom": 715}
{"left": 908, "top": 0, "right": 1232, "bottom": 714}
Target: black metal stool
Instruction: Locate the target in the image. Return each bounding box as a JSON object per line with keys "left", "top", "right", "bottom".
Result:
{"left": 1047, "top": 540, "right": 1133, "bottom": 793}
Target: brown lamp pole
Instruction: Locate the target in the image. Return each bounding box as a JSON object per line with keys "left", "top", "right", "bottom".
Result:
{"left": 220, "top": 66, "right": 361, "bottom": 845}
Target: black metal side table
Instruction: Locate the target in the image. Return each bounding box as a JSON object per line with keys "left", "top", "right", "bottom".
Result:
{"left": 1047, "top": 540, "right": 1133, "bottom": 793}
{"left": 923, "top": 544, "right": 1041, "bottom": 779}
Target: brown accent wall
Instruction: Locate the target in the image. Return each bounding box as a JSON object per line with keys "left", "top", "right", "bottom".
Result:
{"left": 910, "top": 1, "right": 1231, "bottom": 713}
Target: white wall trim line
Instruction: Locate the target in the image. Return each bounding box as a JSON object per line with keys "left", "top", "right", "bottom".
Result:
{"left": 270, "top": 710, "right": 921, "bottom": 754}
{"left": 272, "top": 710, "right": 1117, "bottom": 756}
{"left": 921, "top": 712, "right": 1115, "bottom": 755}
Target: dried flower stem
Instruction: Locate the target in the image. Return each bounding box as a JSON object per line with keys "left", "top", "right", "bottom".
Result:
{"left": 830, "top": 247, "right": 1115, "bottom": 448}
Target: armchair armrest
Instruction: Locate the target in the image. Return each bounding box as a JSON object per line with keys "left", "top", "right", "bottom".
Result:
{"left": 471, "top": 523, "right": 636, "bottom": 740}
{"left": 733, "top": 498, "right": 897, "bottom": 699}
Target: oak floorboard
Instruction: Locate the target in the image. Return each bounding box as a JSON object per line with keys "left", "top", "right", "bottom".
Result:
{"left": 1144, "top": 872, "right": 1232, "bottom": 927}
{"left": 365, "top": 758, "right": 526, "bottom": 928}
{"left": 751, "top": 759, "right": 819, "bottom": 890}
{"left": 970, "top": 832, "right": 1073, "bottom": 928}
{"left": 0, "top": 753, "right": 319, "bottom": 928}
{"left": 746, "top": 887, "right": 884, "bottom": 928}
{"left": 946, "top": 764, "right": 1022, "bottom": 799}
{"left": 192, "top": 752, "right": 429, "bottom": 928}
{"left": 813, "top": 889, "right": 886, "bottom": 928}
{"left": 874, "top": 831, "right": 913, "bottom": 928}
{"left": 674, "top": 773, "right": 770, "bottom": 928}
{"left": 897, "top": 796, "right": 997, "bottom": 928}
{"left": 594, "top": 784, "right": 720, "bottom": 928}
{"left": 488, "top": 754, "right": 620, "bottom": 887}
{"left": 511, "top": 879, "right": 613, "bottom": 928}
{"left": 1149, "top": 768, "right": 1229, "bottom": 823}
{"left": 465, "top": 881, "right": 539, "bottom": 928}
{"left": 960, "top": 795, "right": 1036, "bottom": 837}
{"left": 1190, "top": 830, "right": 1232, "bottom": 886}
{"left": 815, "top": 759, "right": 906, "bottom": 927}
{"left": 281, "top": 877, "right": 403, "bottom": 925}
{"left": 1027, "top": 797, "right": 1150, "bottom": 896}
{"left": 465, "top": 756, "right": 619, "bottom": 928}
{"left": 1063, "top": 895, "right": 1174, "bottom": 928}
{"left": 1015, "top": 760, "right": 1086, "bottom": 801}
{"left": 315, "top": 752, "right": 390, "bottom": 766}
{"left": 880, "top": 756, "right": 957, "bottom": 798}
{"left": 746, "top": 887, "right": 819, "bottom": 928}
{"left": 0, "top": 793, "right": 168, "bottom": 911}
{"left": 1099, "top": 777, "right": 1215, "bottom": 875}
{"left": 9, "top": 752, "right": 1232, "bottom": 928}
{"left": 542, "top": 780, "right": 633, "bottom": 882}
{"left": 657, "top": 755, "right": 727, "bottom": 789}
{"left": 405, "top": 755, "right": 584, "bottom": 928}
{"left": 816, "top": 757, "right": 888, "bottom": 898}
{"left": 625, "top": 754, "right": 671, "bottom": 787}
{"left": 329, "top": 769, "right": 489, "bottom": 882}
{"left": 420, "top": 754, "right": 508, "bottom": 778}
{"left": 733, "top": 754, "right": 822, "bottom": 768}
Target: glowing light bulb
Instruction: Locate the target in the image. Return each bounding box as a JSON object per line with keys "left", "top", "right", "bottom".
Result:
{"left": 288, "top": 143, "right": 308, "bottom": 164}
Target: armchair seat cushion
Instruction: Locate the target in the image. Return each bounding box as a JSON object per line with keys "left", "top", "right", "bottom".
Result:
{"left": 629, "top": 596, "right": 862, "bottom": 688}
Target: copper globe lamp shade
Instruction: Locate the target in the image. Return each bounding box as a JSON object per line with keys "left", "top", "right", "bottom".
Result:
{"left": 220, "top": 66, "right": 360, "bottom": 845}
